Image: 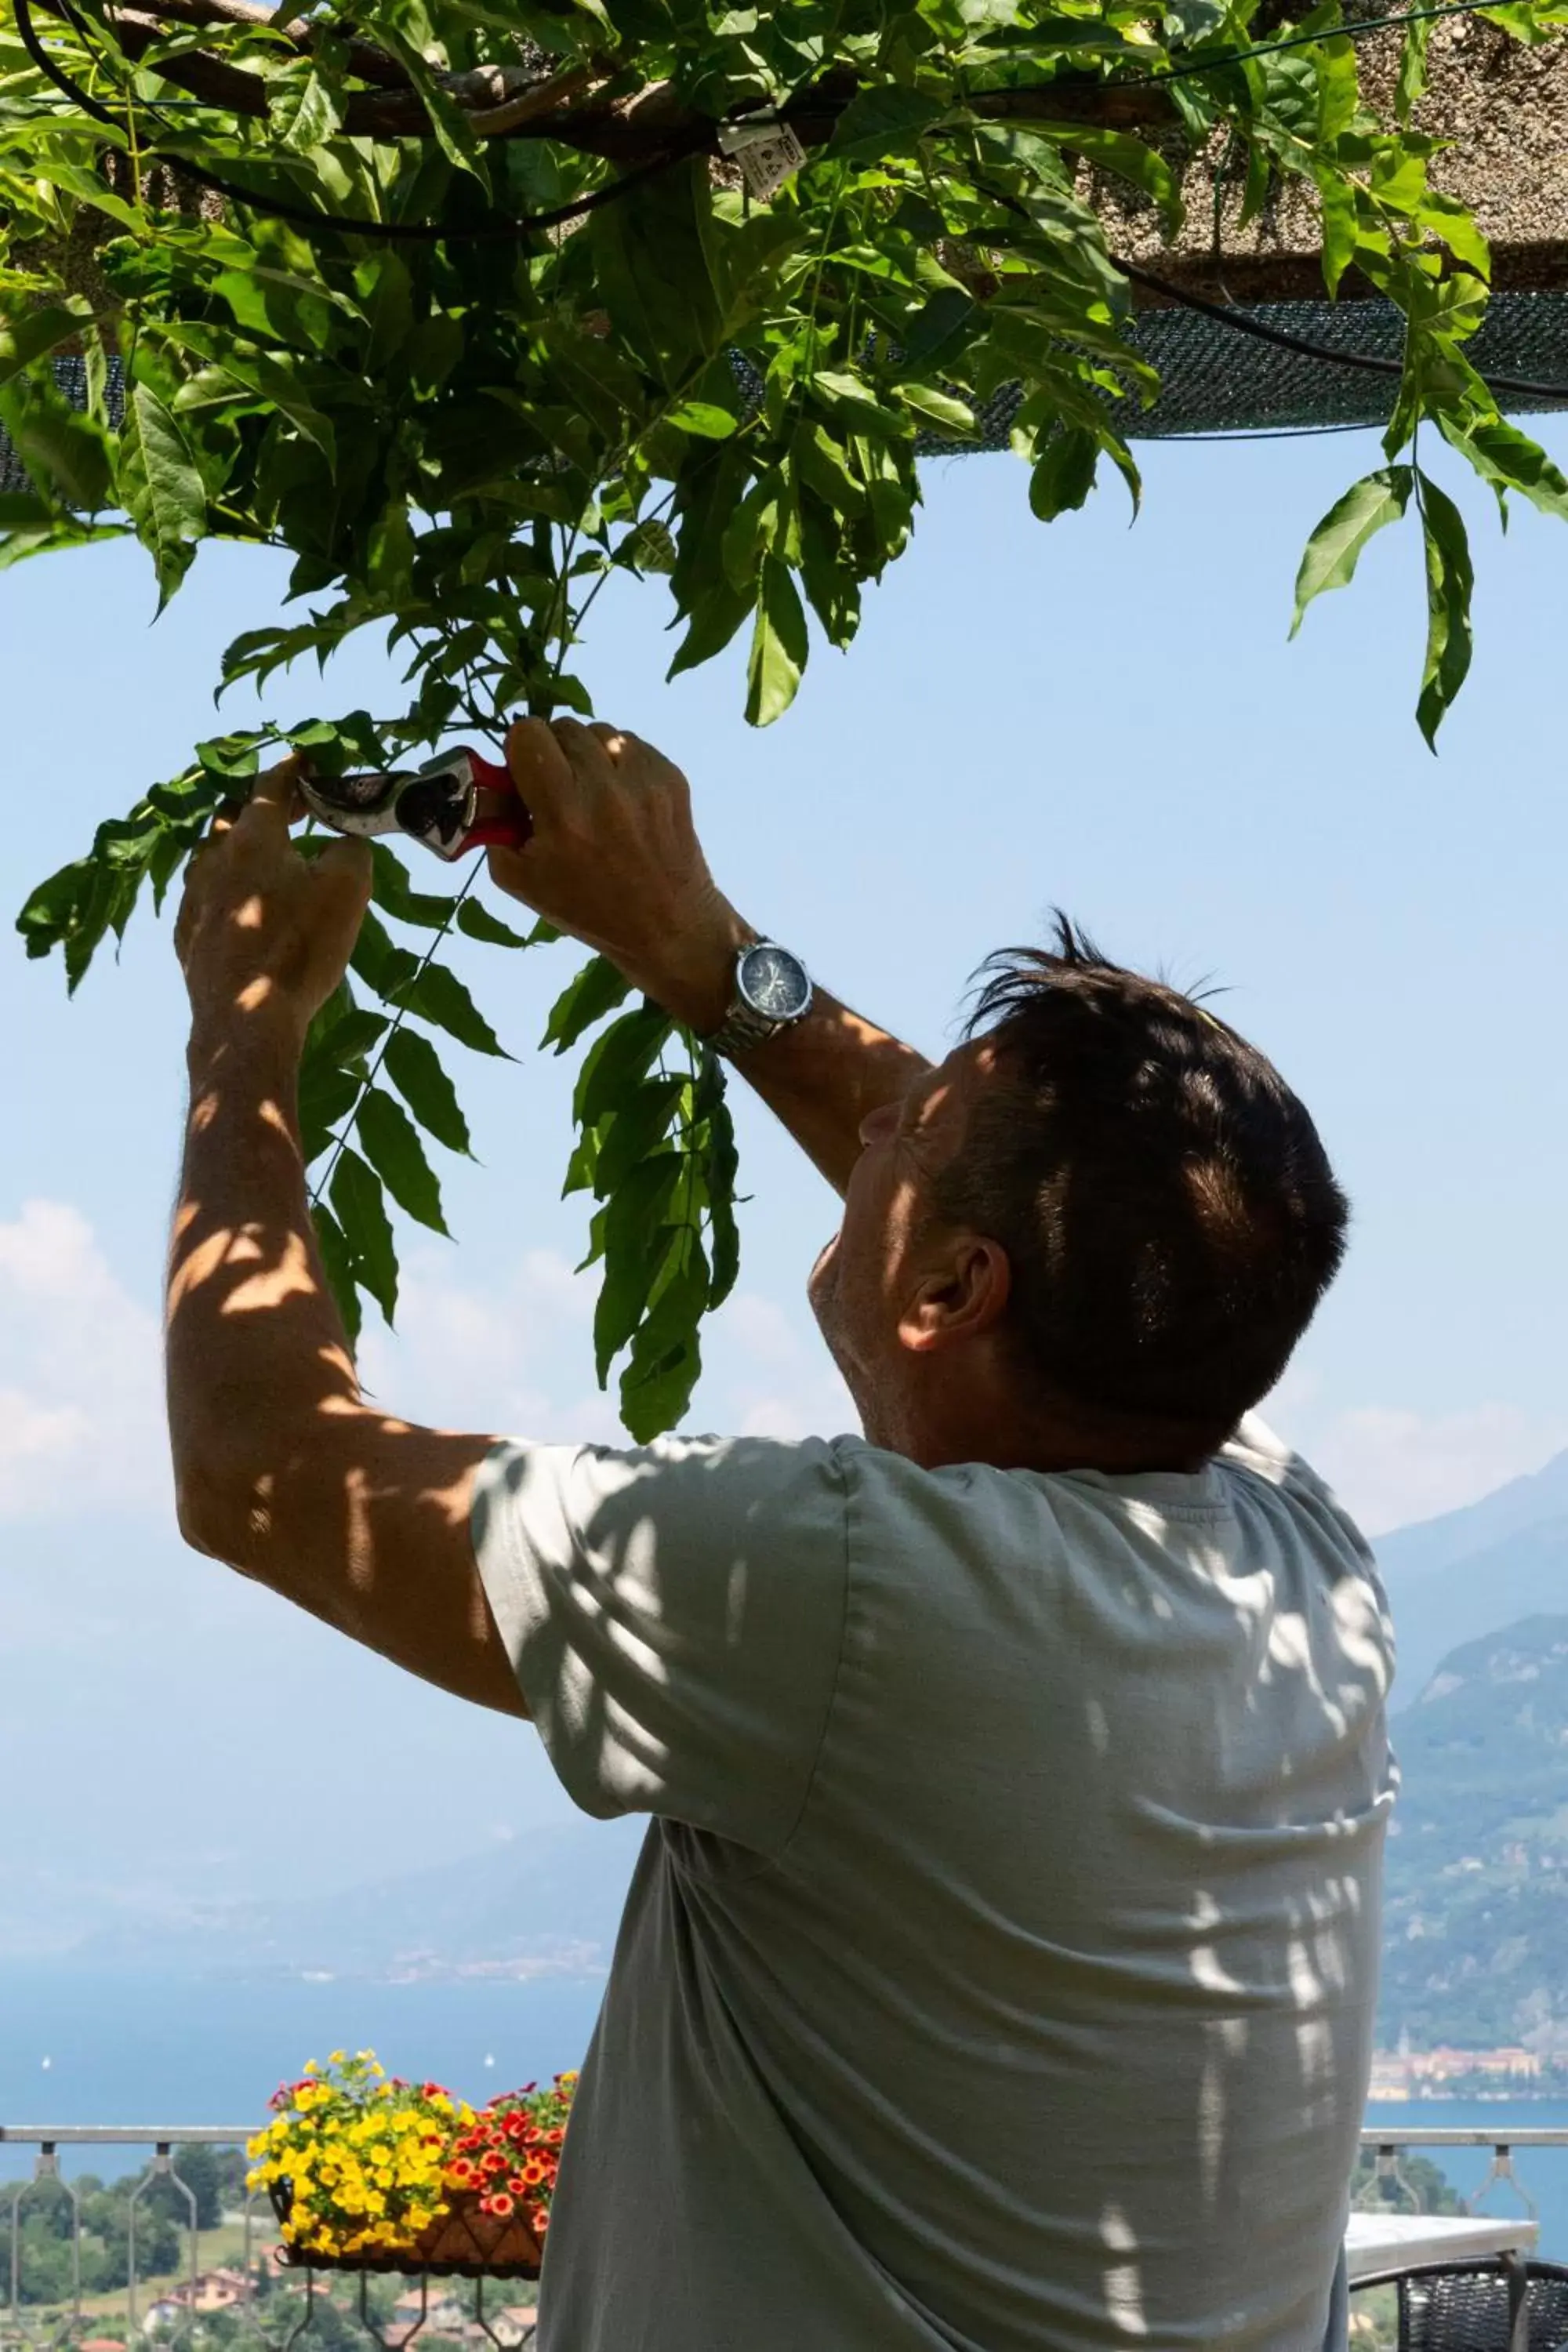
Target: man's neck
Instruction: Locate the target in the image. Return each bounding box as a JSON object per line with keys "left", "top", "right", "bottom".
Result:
{"left": 893, "top": 1383, "right": 1222, "bottom": 1479}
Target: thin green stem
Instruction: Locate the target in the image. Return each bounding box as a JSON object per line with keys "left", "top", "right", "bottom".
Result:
{"left": 306, "top": 863, "right": 481, "bottom": 1214}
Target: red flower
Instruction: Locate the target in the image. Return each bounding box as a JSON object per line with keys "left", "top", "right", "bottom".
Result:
{"left": 485, "top": 2192, "right": 515, "bottom": 2219}
{"left": 481, "top": 2151, "right": 507, "bottom": 2176}
{"left": 421, "top": 2082, "right": 447, "bottom": 2100}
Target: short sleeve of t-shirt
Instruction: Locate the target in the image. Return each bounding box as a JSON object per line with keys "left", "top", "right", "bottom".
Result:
{"left": 470, "top": 1433, "right": 851, "bottom": 1856}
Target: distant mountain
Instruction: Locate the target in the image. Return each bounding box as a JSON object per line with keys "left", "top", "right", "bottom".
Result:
{"left": 1350, "top": 1446, "right": 1568, "bottom": 1702}
{"left": 1380, "top": 1613, "right": 1568, "bottom": 2049}
{"left": 1382, "top": 1518, "right": 1568, "bottom": 1703}
{"left": 63, "top": 1813, "right": 644, "bottom": 1984}
{"left": 1374, "top": 1448, "right": 1568, "bottom": 1590}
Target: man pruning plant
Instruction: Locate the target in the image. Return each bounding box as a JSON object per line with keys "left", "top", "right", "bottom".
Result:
{"left": 168, "top": 717, "right": 1393, "bottom": 2352}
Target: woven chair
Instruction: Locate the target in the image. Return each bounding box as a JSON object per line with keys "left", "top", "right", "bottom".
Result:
{"left": 1356, "top": 2256, "right": 1568, "bottom": 2351}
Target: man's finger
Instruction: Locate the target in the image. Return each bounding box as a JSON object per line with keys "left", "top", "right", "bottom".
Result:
{"left": 505, "top": 718, "right": 577, "bottom": 818}
{"left": 550, "top": 716, "right": 619, "bottom": 791}
{"left": 314, "top": 833, "right": 374, "bottom": 897}
{"left": 240, "top": 756, "right": 307, "bottom": 836}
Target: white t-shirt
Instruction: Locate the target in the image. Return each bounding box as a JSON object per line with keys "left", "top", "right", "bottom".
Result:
{"left": 472, "top": 1417, "right": 1396, "bottom": 2352}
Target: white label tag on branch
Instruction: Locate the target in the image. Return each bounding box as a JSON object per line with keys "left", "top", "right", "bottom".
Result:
{"left": 718, "top": 120, "right": 806, "bottom": 201}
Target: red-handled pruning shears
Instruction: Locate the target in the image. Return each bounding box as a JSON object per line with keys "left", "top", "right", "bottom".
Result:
{"left": 296, "top": 747, "right": 533, "bottom": 864}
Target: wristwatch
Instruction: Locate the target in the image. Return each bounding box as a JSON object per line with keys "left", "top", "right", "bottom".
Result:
{"left": 707, "top": 939, "right": 814, "bottom": 1060}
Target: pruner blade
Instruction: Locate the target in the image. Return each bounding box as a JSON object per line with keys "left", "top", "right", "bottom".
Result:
{"left": 297, "top": 747, "right": 532, "bottom": 862}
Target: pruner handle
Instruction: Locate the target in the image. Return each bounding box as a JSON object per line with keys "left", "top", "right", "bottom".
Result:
{"left": 461, "top": 751, "right": 533, "bottom": 855}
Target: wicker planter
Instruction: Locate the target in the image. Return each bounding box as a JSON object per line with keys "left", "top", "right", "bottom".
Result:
{"left": 269, "top": 2180, "right": 544, "bottom": 2280}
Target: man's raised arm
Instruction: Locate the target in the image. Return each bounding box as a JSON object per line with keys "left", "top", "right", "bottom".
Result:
{"left": 166, "top": 770, "right": 524, "bottom": 1717}
{"left": 488, "top": 720, "right": 928, "bottom": 1198}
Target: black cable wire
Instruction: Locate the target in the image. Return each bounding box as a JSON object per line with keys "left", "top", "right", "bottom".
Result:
{"left": 1107, "top": 0, "right": 1508, "bottom": 91}
{"left": 13, "top": 0, "right": 688, "bottom": 241}
{"left": 1119, "top": 258, "right": 1568, "bottom": 405}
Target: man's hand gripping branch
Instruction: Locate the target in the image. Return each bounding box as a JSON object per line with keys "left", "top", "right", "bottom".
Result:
{"left": 489, "top": 720, "right": 928, "bottom": 1200}
{"left": 165, "top": 724, "right": 926, "bottom": 1707}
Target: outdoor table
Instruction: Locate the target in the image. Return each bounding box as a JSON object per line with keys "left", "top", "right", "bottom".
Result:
{"left": 1345, "top": 2209, "right": 1541, "bottom": 2283}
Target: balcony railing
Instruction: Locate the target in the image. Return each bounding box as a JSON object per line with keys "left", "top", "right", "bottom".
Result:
{"left": 0, "top": 2129, "right": 536, "bottom": 2352}
{"left": 1355, "top": 2125, "right": 1568, "bottom": 2220}
{"left": 5, "top": 2121, "right": 1566, "bottom": 2348}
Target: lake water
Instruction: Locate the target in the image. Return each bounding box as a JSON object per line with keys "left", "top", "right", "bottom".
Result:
{"left": 5, "top": 1973, "right": 1566, "bottom": 2259}
{"left": 0, "top": 1968, "right": 607, "bottom": 2180}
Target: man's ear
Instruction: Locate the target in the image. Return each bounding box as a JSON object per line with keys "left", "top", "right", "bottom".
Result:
{"left": 897, "top": 1236, "right": 1011, "bottom": 1355}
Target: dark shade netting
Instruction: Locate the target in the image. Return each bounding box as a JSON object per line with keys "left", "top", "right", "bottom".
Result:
{"left": 5, "top": 289, "right": 1566, "bottom": 500}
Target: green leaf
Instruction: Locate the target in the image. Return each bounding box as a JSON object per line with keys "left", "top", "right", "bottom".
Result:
{"left": 619, "top": 1241, "right": 710, "bottom": 1440}
{"left": 457, "top": 897, "right": 535, "bottom": 948}
{"left": 1418, "top": 192, "right": 1490, "bottom": 281}
{"left": 384, "top": 1026, "right": 473, "bottom": 1156}
{"left": 665, "top": 401, "right": 738, "bottom": 438}
{"left": 590, "top": 1152, "right": 686, "bottom": 1379}
{"left": 1414, "top": 470, "right": 1474, "bottom": 751}
{"left": 618, "top": 516, "right": 678, "bottom": 574}
{"left": 399, "top": 963, "right": 510, "bottom": 1058}
{"left": 270, "top": 62, "right": 342, "bottom": 154}
{"left": 1396, "top": 11, "right": 1432, "bottom": 122}
{"left": 1029, "top": 427, "right": 1099, "bottom": 519}
{"left": 827, "top": 85, "right": 946, "bottom": 162}
{"left": 355, "top": 1086, "right": 450, "bottom": 1233}
{"left": 1043, "top": 126, "right": 1182, "bottom": 236}
{"left": 593, "top": 1074, "right": 688, "bottom": 1196}
{"left": 895, "top": 383, "right": 976, "bottom": 435}
{"left": 351, "top": 907, "right": 422, "bottom": 1001}
{"left": 1315, "top": 165, "right": 1358, "bottom": 297}
{"left": 369, "top": 841, "right": 461, "bottom": 930}
{"left": 1440, "top": 413, "right": 1568, "bottom": 522}
{"left": 377, "top": 20, "right": 489, "bottom": 184}
{"left": 1290, "top": 466, "right": 1413, "bottom": 636}
{"left": 0, "top": 382, "right": 111, "bottom": 510}
{"left": 310, "top": 1202, "right": 363, "bottom": 1348}
{"left": 298, "top": 1060, "right": 362, "bottom": 1164}
{"left": 1317, "top": 30, "right": 1359, "bottom": 143}
{"left": 0, "top": 304, "right": 98, "bottom": 390}
{"left": 117, "top": 383, "right": 206, "bottom": 608}
{"left": 586, "top": 157, "right": 722, "bottom": 388}
{"left": 543, "top": 954, "right": 633, "bottom": 1052}
{"left": 328, "top": 1148, "right": 399, "bottom": 1327}
{"left": 746, "top": 555, "right": 808, "bottom": 728}
{"left": 575, "top": 1003, "right": 672, "bottom": 1130}
{"left": 165, "top": 330, "right": 337, "bottom": 463}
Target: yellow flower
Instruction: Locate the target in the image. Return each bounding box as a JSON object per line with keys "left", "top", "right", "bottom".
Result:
{"left": 328, "top": 2049, "right": 348, "bottom": 2066}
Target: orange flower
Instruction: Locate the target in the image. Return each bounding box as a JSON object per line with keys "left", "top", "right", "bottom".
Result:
{"left": 483, "top": 2191, "right": 515, "bottom": 2219}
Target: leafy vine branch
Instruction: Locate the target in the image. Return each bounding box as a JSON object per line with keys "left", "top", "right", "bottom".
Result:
{"left": 5, "top": 0, "right": 1568, "bottom": 1435}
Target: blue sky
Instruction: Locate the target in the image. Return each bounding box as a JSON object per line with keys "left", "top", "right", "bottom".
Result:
{"left": 5, "top": 416, "right": 1566, "bottom": 1935}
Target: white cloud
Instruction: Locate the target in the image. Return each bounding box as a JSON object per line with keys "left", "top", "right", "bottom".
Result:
{"left": 702, "top": 1290, "right": 858, "bottom": 1442}
{"left": 361, "top": 1247, "right": 858, "bottom": 1448}
{"left": 1264, "top": 1382, "right": 1568, "bottom": 1537}
{"left": 0, "top": 1200, "right": 165, "bottom": 1519}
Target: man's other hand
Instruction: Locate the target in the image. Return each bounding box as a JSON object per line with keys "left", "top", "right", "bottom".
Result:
{"left": 487, "top": 720, "right": 747, "bottom": 1032}
{"left": 175, "top": 762, "right": 373, "bottom": 1053}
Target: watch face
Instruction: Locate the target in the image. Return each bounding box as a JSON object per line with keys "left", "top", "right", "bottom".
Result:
{"left": 738, "top": 943, "right": 811, "bottom": 1022}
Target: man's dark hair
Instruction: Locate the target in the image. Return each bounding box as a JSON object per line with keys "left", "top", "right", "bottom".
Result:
{"left": 935, "top": 917, "right": 1348, "bottom": 1441}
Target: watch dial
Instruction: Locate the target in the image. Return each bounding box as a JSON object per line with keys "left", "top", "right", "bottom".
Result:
{"left": 739, "top": 945, "right": 811, "bottom": 1020}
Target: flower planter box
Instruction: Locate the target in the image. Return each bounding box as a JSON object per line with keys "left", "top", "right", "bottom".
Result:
{"left": 269, "top": 2180, "right": 543, "bottom": 2280}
